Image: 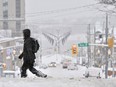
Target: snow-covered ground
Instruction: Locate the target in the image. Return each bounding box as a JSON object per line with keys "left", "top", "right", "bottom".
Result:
{"left": 3, "top": 64, "right": 112, "bottom": 87}
{"left": 1, "top": 64, "right": 116, "bottom": 87}
{"left": 1, "top": 54, "right": 116, "bottom": 87}
{"left": 0, "top": 74, "right": 116, "bottom": 87}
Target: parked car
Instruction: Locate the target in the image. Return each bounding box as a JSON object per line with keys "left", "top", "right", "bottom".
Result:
{"left": 62, "top": 62, "right": 71, "bottom": 69}
{"left": 62, "top": 62, "right": 68, "bottom": 68}
{"left": 48, "top": 62, "right": 56, "bottom": 67}
{"left": 68, "top": 64, "right": 78, "bottom": 70}
{"left": 62, "top": 59, "right": 72, "bottom": 69}
{"left": 39, "top": 64, "right": 48, "bottom": 69}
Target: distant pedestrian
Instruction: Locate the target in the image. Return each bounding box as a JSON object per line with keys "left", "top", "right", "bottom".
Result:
{"left": 84, "top": 66, "right": 89, "bottom": 78}
{"left": 97, "top": 72, "right": 101, "bottom": 79}
{"left": 18, "top": 29, "right": 47, "bottom": 78}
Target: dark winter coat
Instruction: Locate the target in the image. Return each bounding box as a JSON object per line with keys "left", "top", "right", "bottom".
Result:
{"left": 19, "top": 29, "right": 36, "bottom": 63}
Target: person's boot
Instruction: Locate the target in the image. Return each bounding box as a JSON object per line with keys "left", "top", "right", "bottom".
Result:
{"left": 36, "top": 71, "right": 47, "bottom": 78}
{"left": 21, "top": 74, "right": 27, "bottom": 78}
{"left": 41, "top": 74, "right": 47, "bottom": 78}
{"left": 21, "top": 72, "right": 27, "bottom": 78}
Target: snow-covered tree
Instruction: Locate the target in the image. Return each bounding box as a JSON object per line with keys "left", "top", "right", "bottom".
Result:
{"left": 99, "top": 0, "right": 116, "bottom": 5}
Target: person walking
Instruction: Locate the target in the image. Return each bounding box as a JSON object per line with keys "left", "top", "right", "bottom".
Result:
{"left": 18, "top": 29, "right": 47, "bottom": 78}
{"left": 84, "top": 66, "right": 89, "bottom": 78}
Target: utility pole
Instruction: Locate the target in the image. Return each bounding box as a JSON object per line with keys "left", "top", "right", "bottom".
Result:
{"left": 105, "top": 13, "right": 109, "bottom": 79}
{"left": 112, "top": 27, "right": 115, "bottom": 77}
{"left": 57, "top": 29, "right": 60, "bottom": 54}
{"left": 94, "top": 26, "right": 96, "bottom": 66}
{"left": 87, "top": 24, "right": 91, "bottom": 66}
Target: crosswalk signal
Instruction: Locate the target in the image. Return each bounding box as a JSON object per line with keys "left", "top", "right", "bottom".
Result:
{"left": 107, "top": 37, "right": 114, "bottom": 48}
{"left": 72, "top": 44, "right": 78, "bottom": 55}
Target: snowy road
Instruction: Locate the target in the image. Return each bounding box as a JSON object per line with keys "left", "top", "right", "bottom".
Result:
{"left": 28, "top": 64, "right": 102, "bottom": 78}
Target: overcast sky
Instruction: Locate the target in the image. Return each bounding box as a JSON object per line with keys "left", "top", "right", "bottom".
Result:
{"left": 25, "top": 0, "right": 116, "bottom": 34}
{"left": 24, "top": 0, "right": 116, "bottom": 50}
{"left": 25, "top": 0, "right": 99, "bottom": 22}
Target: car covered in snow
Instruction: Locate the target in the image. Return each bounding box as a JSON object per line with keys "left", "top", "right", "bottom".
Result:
{"left": 48, "top": 62, "right": 57, "bottom": 67}
{"left": 62, "top": 59, "right": 72, "bottom": 69}
{"left": 39, "top": 64, "right": 48, "bottom": 69}
{"left": 67, "top": 64, "right": 78, "bottom": 70}
{"left": 62, "top": 62, "right": 71, "bottom": 69}
{"left": 62, "top": 62, "right": 68, "bottom": 68}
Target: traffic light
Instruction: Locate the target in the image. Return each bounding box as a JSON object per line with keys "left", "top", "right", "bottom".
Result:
{"left": 107, "top": 37, "right": 114, "bottom": 48}
{"left": 72, "top": 44, "right": 78, "bottom": 55}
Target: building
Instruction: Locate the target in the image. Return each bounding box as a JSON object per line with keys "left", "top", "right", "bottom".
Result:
{"left": 0, "top": 0, "right": 25, "bottom": 37}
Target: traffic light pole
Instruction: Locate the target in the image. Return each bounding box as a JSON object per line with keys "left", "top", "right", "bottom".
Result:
{"left": 105, "top": 13, "right": 109, "bottom": 79}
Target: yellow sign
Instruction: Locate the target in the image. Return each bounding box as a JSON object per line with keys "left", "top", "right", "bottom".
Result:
{"left": 107, "top": 37, "right": 114, "bottom": 48}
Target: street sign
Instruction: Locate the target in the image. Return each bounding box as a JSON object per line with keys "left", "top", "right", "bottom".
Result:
{"left": 78, "top": 43, "right": 89, "bottom": 47}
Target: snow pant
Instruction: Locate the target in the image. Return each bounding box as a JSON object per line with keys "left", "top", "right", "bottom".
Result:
{"left": 21, "top": 61, "right": 39, "bottom": 77}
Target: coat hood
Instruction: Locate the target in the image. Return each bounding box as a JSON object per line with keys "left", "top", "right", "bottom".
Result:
{"left": 23, "top": 29, "right": 31, "bottom": 40}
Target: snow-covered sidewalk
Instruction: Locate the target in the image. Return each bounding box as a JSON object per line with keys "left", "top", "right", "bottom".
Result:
{"left": 0, "top": 77, "right": 116, "bottom": 87}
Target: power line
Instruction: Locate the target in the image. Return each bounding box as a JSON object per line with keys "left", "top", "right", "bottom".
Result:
{"left": 26, "top": 11, "right": 105, "bottom": 22}
{"left": 26, "top": 22, "right": 100, "bottom": 25}
{"left": 26, "top": 10, "right": 104, "bottom": 22}
{"left": 0, "top": 4, "right": 98, "bottom": 19}
{"left": 26, "top": 3, "right": 100, "bottom": 16}
{"left": 0, "top": 3, "right": 102, "bottom": 21}
{"left": 26, "top": 9, "right": 98, "bottom": 18}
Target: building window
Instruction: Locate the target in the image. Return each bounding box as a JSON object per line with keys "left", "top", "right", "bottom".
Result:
{"left": 3, "top": 0, "right": 8, "bottom": 4}
{"left": 3, "top": 2, "right": 8, "bottom": 6}
{"left": 3, "top": 4, "right": 8, "bottom": 11}
{"left": 3, "top": 10, "right": 8, "bottom": 18}
{"left": 3, "top": 0, "right": 8, "bottom": 19}
{"left": 16, "top": 0, "right": 21, "bottom": 18}
{"left": 3, "top": 21, "right": 8, "bottom": 29}
{"left": 16, "top": 21, "right": 21, "bottom": 31}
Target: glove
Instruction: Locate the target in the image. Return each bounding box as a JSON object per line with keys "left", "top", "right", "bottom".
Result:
{"left": 18, "top": 53, "right": 23, "bottom": 59}
{"left": 18, "top": 55, "right": 22, "bottom": 59}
